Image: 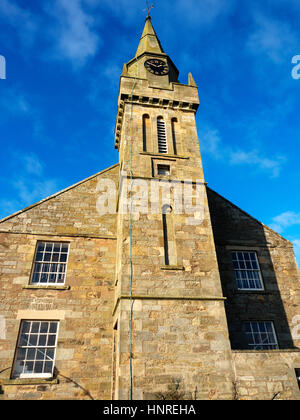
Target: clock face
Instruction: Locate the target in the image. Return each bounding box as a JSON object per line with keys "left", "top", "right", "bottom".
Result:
{"left": 144, "top": 59, "right": 169, "bottom": 76}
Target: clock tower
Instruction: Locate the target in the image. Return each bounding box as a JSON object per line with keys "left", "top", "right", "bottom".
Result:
{"left": 112, "top": 16, "right": 234, "bottom": 400}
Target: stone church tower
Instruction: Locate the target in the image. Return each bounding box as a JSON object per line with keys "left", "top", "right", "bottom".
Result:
{"left": 0, "top": 17, "right": 300, "bottom": 400}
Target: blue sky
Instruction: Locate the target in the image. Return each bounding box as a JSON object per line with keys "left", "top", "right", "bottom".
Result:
{"left": 0, "top": 0, "right": 300, "bottom": 266}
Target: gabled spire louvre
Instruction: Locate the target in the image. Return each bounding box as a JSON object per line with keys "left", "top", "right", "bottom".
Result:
{"left": 135, "top": 16, "right": 165, "bottom": 57}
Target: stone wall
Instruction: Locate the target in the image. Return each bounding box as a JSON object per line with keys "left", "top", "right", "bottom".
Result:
{"left": 232, "top": 351, "right": 300, "bottom": 400}
{"left": 0, "top": 166, "right": 119, "bottom": 399}
{"left": 207, "top": 187, "right": 300, "bottom": 399}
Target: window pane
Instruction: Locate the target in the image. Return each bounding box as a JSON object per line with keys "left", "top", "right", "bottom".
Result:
{"left": 13, "top": 360, "right": 24, "bottom": 376}
{"left": 53, "top": 243, "right": 61, "bottom": 253}
{"left": 259, "top": 322, "right": 266, "bottom": 332}
{"left": 47, "top": 335, "right": 56, "bottom": 346}
{"left": 24, "top": 361, "right": 34, "bottom": 374}
{"left": 45, "top": 243, "right": 53, "bottom": 252}
{"left": 244, "top": 323, "right": 252, "bottom": 333}
{"left": 50, "top": 263, "right": 58, "bottom": 272}
{"left": 34, "top": 361, "right": 43, "bottom": 373}
{"left": 21, "top": 321, "right": 31, "bottom": 334}
{"left": 29, "top": 335, "right": 38, "bottom": 346}
{"left": 249, "top": 280, "right": 255, "bottom": 289}
{"left": 27, "top": 348, "right": 36, "bottom": 360}
{"left": 44, "top": 253, "right": 51, "bottom": 262}
{"left": 43, "top": 264, "right": 50, "bottom": 273}
{"left": 36, "top": 348, "right": 46, "bottom": 360}
{"left": 37, "top": 243, "right": 45, "bottom": 252}
{"left": 44, "top": 361, "right": 53, "bottom": 373}
{"left": 36, "top": 252, "right": 43, "bottom": 262}
{"left": 40, "top": 274, "right": 48, "bottom": 283}
{"left": 239, "top": 261, "right": 246, "bottom": 269}
{"left": 60, "top": 253, "right": 67, "bottom": 263}
{"left": 38, "top": 335, "right": 47, "bottom": 346}
{"left": 61, "top": 244, "right": 69, "bottom": 253}
{"left": 52, "top": 253, "right": 59, "bottom": 262}
{"left": 49, "top": 323, "right": 57, "bottom": 334}
{"left": 41, "top": 322, "right": 49, "bottom": 333}
{"left": 246, "top": 261, "right": 252, "bottom": 269}
{"left": 31, "top": 322, "right": 39, "bottom": 334}
{"left": 16, "top": 348, "right": 26, "bottom": 360}
{"left": 237, "top": 280, "right": 243, "bottom": 289}
{"left": 46, "top": 349, "right": 55, "bottom": 360}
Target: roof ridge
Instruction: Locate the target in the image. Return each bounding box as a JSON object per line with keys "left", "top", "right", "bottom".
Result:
{"left": 0, "top": 163, "right": 119, "bottom": 224}
{"left": 206, "top": 186, "right": 292, "bottom": 244}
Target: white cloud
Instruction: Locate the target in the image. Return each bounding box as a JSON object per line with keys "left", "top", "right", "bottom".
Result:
{"left": 198, "top": 127, "right": 223, "bottom": 159}
{"left": 269, "top": 211, "right": 300, "bottom": 233}
{"left": 247, "top": 12, "right": 297, "bottom": 63}
{"left": 0, "top": 87, "right": 44, "bottom": 138}
{"left": 0, "top": 87, "right": 31, "bottom": 116}
{"left": 0, "top": 0, "right": 38, "bottom": 47}
{"left": 13, "top": 178, "right": 59, "bottom": 206}
{"left": 44, "top": 0, "right": 101, "bottom": 66}
{"left": 23, "top": 154, "right": 44, "bottom": 176}
{"left": 0, "top": 152, "right": 60, "bottom": 219}
{"left": 198, "top": 124, "right": 286, "bottom": 178}
{"left": 173, "top": 0, "right": 234, "bottom": 25}
{"left": 229, "top": 150, "right": 286, "bottom": 178}
{"left": 0, "top": 0, "right": 101, "bottom": 67}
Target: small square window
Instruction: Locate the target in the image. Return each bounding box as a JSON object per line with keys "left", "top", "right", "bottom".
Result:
{"left": 157, "top": 164, "right": 170, "bottom": 176}
{"left": 30, "top": 242, "right": 69, "bottom": 285}
{"left": 12, "top": 320, "right": 59, "bottom": 379}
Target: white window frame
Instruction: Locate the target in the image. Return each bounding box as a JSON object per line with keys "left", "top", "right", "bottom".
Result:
{"left": 244, "top": 321, "right": 278, "bottom": 350}
{"left": 231, "top": 251, "right": 264, "bottom": 291}
{"left": 30, "top": 241, "right": 70, "bottom": 286}
{"left": 12, "top": 320, "right": 59, "bottom": 379}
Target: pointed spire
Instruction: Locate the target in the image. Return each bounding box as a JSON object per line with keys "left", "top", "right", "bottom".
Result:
{"left": 135, "top": 16, "right": 165, "bottom": 57}
{"left": 188, "top": 72, "right": 197, "bottom": 87}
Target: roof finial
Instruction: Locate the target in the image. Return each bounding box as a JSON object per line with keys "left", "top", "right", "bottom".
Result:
{"left": 143, "top": 0, "right": 154, "bottom": 20}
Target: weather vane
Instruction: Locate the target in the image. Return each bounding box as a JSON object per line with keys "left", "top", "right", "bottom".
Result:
{"left": 143, "top": 0, "right": 154, "bottom": 19}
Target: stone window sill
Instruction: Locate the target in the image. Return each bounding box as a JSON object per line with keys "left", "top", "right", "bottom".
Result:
{"left": 140, "top": 151, "right": 189, "bottom": 160}
{"left": 232, "top": 290, "right": 275, "bottom": 295}
{"left": 23, "top": 285, "right": 70, "bottom": 291}
{"left": 160, "top": 265, "right": 184, "bottom": 271}
{"left": 1, "top": 378, "right": 58, "bottom": 386}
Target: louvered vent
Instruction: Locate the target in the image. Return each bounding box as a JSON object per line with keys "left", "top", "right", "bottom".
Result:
{"left": 157, "top": 119, "right": 168, "bottom": 154}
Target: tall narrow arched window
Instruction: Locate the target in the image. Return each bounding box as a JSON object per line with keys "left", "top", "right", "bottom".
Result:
{"left": 142, "top": 114, "right": 150, "bottom": 152}
{"left": 162, "top": 204, "right": 176, "bottom": 266}
{"left": 157, "top": 117, "right": 168, "bottom": 154}
{"left": 171, "top": 118, "right": 178, "bottom": 155}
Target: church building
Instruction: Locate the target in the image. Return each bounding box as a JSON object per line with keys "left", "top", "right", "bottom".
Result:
{"left": 0, "top": 16, "right": 300, "bottom": 400}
